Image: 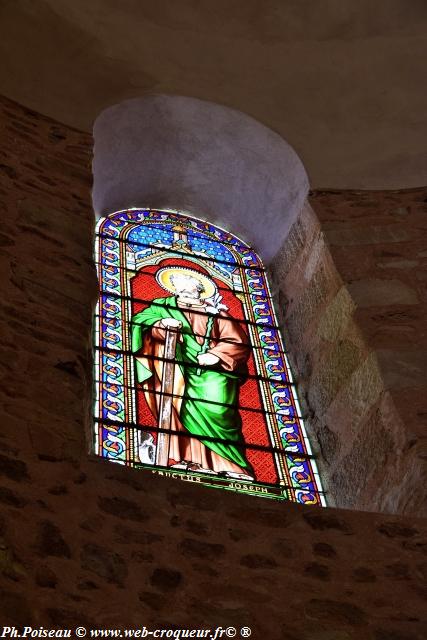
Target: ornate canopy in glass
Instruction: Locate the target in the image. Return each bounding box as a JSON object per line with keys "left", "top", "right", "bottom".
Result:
{"left": 94, "top": 209, "right": 325, "bottom": 506}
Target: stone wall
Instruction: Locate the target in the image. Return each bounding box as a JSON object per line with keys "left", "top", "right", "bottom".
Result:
{"left": 0, "top": 94, "right": 426, "bottom": 639}
{"left": 270, "top": 191, "right": 427, "bottom": 515}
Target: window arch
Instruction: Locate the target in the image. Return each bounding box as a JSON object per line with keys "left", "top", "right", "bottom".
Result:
{"left": 94, "top": 208, "right": 325, "bottom": 506}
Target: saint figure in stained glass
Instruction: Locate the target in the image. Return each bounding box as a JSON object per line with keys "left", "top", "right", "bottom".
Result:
{"left": 94, "top": 208, "right": 326, "bottom": 505}
{"left": 131, "top": 266, "right": 254, "bottom": 480}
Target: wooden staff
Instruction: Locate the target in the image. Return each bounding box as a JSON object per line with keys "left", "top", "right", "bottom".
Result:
{"left": 156, "top": 320, "right": 182, "bottom": 466}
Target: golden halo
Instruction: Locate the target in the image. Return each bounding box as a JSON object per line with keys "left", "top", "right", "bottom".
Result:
{"left": 156, "top": 267, "right": 216, "bottom": 300}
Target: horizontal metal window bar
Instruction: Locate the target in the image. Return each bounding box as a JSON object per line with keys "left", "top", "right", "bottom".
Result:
{"left": 98, "top": 302, "right": 273, "bottom": 332}
{"left": 150, "top": 471, "right": 326, "bottom": 497}
{"left": 96, "top": 230, "right": 266, "bottom": 272}
{"left": 97, "top": 291, "right": 283, "bottom": 332}
{"left": 94, "top": 259, "right": 267, "bottom": 296}
{"left": 95, "top": 346, "right": 297, "bottom": 387}
{"left": 118, "top": 457, "right": 326, "bottom": 497}
{"left": 150, "top": 474, "right": 326, "bottom": 497}
{"left": 98, "top": 217, "right": 259, "bottom": 255}
{"left": 95, "top": 417, "right": 316, "bottom": 461}
{"left": 96, "top": 223, "right": 259, "bottom": 257}
{"left": 95, "top": 312, "right": 289, "bottom": 353}
{"left": 95, "top": 377, "right": 303, "bottom": 419}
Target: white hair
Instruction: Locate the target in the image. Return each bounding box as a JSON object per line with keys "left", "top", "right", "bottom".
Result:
{"left": 170, "top": 273, "right": 205, "bottom": 294}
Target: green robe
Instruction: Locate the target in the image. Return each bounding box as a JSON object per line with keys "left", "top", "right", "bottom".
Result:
{"left": 131, "top": 296, "right": 252, "bottom": 472}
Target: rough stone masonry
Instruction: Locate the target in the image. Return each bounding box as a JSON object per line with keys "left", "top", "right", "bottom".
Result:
{"left": 0, "top": 94, "right": 426, "bottom": 639}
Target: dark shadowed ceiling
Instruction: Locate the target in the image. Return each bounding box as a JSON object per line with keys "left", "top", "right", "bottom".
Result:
{"left": 1, "top": 0, "right": 426, "bottom": 188}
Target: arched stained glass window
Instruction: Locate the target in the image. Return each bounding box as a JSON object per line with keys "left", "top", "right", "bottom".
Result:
{"left": 94, "top": 209, "right": 326, "bottom": 506}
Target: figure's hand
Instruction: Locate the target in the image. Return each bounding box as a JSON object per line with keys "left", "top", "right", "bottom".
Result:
{"left": 160, "top": 318, "right": 182, "bottom": 329}
{"left": 197, "top": 353, "right": 220, "bottom": 366}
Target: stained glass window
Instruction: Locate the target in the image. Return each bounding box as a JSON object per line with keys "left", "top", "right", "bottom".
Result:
{"left": 94, "top": 209, "right": 326, "bottom": 506}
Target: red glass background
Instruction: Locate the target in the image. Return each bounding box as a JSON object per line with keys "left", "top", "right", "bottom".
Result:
{"left": 130, "top": 257, "right": 278, "bottom": 484}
